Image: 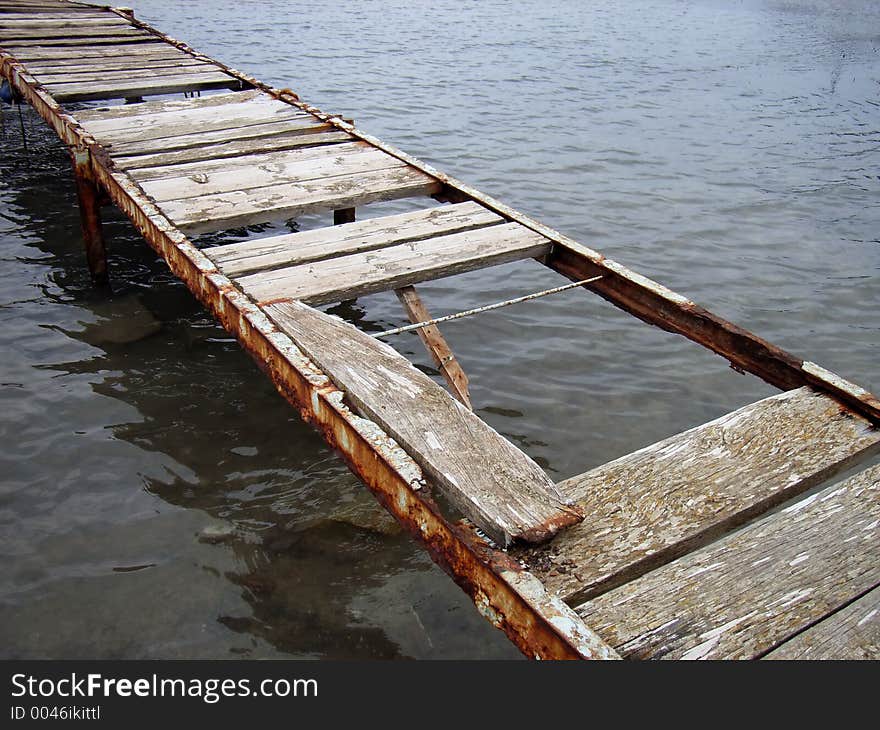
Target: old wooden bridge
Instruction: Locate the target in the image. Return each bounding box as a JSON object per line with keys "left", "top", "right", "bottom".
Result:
{"left": 2, "top": 0, "right": 878, "bottom": 660}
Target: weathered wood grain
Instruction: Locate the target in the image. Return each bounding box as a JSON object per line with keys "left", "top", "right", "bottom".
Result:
{"left": 75, "top": 89, "right": 261, "bottom": 121}
{"left": 764, "top": 586, "right": 879, "bottom": 660}
{"left": 80, "top": 97, "right": 311, "bottom": 144}
{"left": 102, "top": 117, "right": 328, "bottom": 156}
{"left": 0, "top": 26, "right": 143, "bottom": 40}
{"left": 162, "top": 165, "right": 442, "bottom": 234}
{"left": 25, "top": 56, "right": 208, "bottom": 74}
{"left": 2, "top": 32, "right": 157, "bottom": 47}
{"left": 237, "top": 222, "right": 549, "bottom": 304}
{"left": 79, "top": 92, "right": 302, "bottom": 134}
{"left": 128, "top": 138, "right": 374, "bottom": 183}
{"left": 263, "top": 299, "right": 582, "bottom": 546}
{"left": 5, "top": 43, "right": 184, "bottom": 60}
{"left": 574, "top": 463, "right": 880, "bottom": 659}
{"left": 208, "top": 201, "right": 502, "bottom": 277}
{"left": 45, "top": 71, "right": 239, "bottom": 102}
{"left": 140, "top": 143, "right": 398, "bottom": 202}
{"left": 516, "top": 387, "right": 880, "bottom": 604}
{"left": 32, "top": 61, "right": 227, "bottom": 84}
{"left": 114, "top": 131, "right": 353, "bottom": 171}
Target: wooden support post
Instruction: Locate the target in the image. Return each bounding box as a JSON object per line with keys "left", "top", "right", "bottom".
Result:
{"left": 334, "top": 207, "right": 356, "bottom": 225}
{"left": 72, "top": 148, "right": 109, "bottom": 286}
{"left": 395, "top": 285, "right": 472, "bottom": 409}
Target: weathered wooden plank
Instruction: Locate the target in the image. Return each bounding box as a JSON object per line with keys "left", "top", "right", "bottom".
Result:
{"left": 75, "top": 88, "right": 261, "bottom": 121}
{"left": 237, "top": 222, "right": 550, "bottom": 304}
{"left": 764, "top": 586, "right": 880, "bottom": 660}
{"left": 80, "top": 96, "right": 311, "bottom": 143}
{"left": 113, "top": 130, "right": 353, "bottom": 170}
{"left": 45, "top": 71, "right": 240, "bottom": 102}
{"left": 396, "top": 284, "right": 472, "bottom": 409}
{"left": 5, "top": 43, "right": 184, "bottom": 60}
{"left": 574, "top": 463, "right": 880, "bottom": 660}
{"left": 0, "top": 17, "right": 128, "bottom": 27}
{"left": 129, "top": 138, "right": 373, "bottom": 183}
{"left": 25, "top": 56, "right": 208, "bottom": 74}
{"left": 2, "top": 32, "right": 157, "bottom": 46}
{"left": 263, "top": 299, "right": 582, "bottom": 546}
{"left": 208, "top": 201, "right": 502, "bottom": 277}
{"left": 102, "top": 116, "right": 329, "bottom": 156}
{"left": 517, "top": 387, "right": 880, "bottom": 605}
{"left": 141, "top": 143, "right": 399, "bottom": 202}
{"left": 162, "top": 165, "right": 442, "bottom": 234}
{"left": 0, "top": 26, "right": 144, "bottom": 40}
{"left": 33, "top": 62, "right": 227, "bottom": 86}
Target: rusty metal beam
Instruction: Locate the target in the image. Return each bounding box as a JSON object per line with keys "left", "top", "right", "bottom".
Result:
{"left": 0, "top": 43, "right": 617, "bottom": 660}
{"left": 71, "top": 147, "right": 108, "bottom": 285}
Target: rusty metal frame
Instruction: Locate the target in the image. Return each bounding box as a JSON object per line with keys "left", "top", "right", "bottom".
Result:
{"left": 3, "top": 0, "right": 877, "bottom": 658}
{"left": 0, "top": 32, "right": 618, "bottom": 660}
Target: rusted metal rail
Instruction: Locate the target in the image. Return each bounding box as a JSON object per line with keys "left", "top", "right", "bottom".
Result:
{"left": 3, "top": 0, "right": 878, "bottom": 660}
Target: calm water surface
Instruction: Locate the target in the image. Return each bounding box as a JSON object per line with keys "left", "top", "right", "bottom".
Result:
{"left": 1, "top": 0, "right": 878, "bottom": 658}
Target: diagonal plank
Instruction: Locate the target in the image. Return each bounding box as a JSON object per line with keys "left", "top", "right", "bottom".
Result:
{"left": 763, "top": 586, "right": 879, "bottom": 660}
{"left": 575, "top": 463, "right": 880, "bottom": 659}
{"left": 140, "top": 143, "right": 397, "bottom": 202}
{"left": 208, "top": 201, "right": 503, "bottom": 277}
{"left": 161, "top": 165, "right": 442, "bottom": 234}
{"left": 263, "top": 299, "right": 583, "bottom": 546}
{"left": 236, "top": 222, "right": 550, "bottom": 304}
{"left": 516, "top": 387, "right": 880, "bottom": 605}
{"left": 114, "top": 131, "right": 353, "bottom": 171}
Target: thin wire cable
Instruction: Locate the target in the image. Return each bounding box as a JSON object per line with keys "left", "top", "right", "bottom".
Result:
{"left": 374, "top": 276, "right": 602, "bottom": 338}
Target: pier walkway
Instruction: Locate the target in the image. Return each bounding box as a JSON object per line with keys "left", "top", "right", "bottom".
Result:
{"left": 2, "top": 0, "right": 878, "bottom": 659}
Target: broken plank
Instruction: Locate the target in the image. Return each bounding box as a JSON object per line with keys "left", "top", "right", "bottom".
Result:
{"left": 263, "top": 298, "right": 582, "bottom": 546}
{"left": 574, "top": 463, "right": 880, "bottom": 660}
{"left": 396, "top": 285, "right": 472, "bottom": 409}
{"left": 764, "top": 586, "right": 880, "bottom": 660}
{"left": 114, "top": 130, "right": 353, "bottom": 170}
{"left": 208, "top": 201, "right": 503, "bottom": 277}
{"left": 516, "top": 387, "right": 880, "bottom": 605}
{"left": 163, "top": 165, "right": 442, "bottom": 234}
{"left": 46, "top": 72, "right": 240, "bottom": 102}
{"left": 237, "top": 222, "right": 551, "bottom": 305}
{"left": 140, "top": 143, "right": 397, "bottom": 202}
{"left": 102, "top": 116, "right": 328, "bottom": 156}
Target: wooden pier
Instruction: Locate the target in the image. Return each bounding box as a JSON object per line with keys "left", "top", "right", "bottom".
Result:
{"left": 2, "top": 0, "right": 878, "bottom": 660}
